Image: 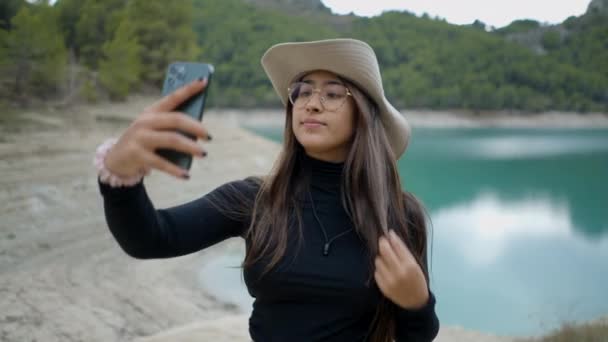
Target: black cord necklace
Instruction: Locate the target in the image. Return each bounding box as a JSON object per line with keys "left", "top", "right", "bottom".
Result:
{"left": 307, "top": 189, "right": 354, "bottom": 256}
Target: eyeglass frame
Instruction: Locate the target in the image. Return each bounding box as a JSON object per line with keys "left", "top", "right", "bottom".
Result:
{"left": 286, "top": 81, "right": 353, "bottom": 112}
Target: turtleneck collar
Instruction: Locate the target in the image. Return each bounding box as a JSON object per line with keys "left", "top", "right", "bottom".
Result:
{"left": 301, "top": 152, "right": 344, "bottom": 190}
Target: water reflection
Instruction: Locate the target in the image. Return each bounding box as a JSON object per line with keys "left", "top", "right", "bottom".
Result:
{"left": 400, "top": 128, "right": 608, "bottom": 239}
{"left": 474, "top": 135, "right": 608, "bottom": 159}
{"left": 431, "top": 192, "right": 608, "bottom": 336}
{"left": 433, "top": 192, "right": 573, "bottom": 266}
{"left": 410, "top": 129, "right": 608, "bottom": 160}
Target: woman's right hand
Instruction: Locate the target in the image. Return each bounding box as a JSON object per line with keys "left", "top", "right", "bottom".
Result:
{"left": 104, "top": 78, "right": 211, "bottom": 180}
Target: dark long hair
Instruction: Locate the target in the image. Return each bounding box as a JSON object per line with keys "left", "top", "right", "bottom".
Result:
{"left": 211, "top": 78, "right": 431, "bottom": 342}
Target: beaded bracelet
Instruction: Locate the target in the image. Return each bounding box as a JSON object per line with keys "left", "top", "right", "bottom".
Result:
{"left": 94, "top": 138, "right": 147, "bottom": 188}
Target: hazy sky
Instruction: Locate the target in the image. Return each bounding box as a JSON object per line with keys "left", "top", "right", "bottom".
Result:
{"left": 321, "top": 0, "right": 591, "bottom": 28}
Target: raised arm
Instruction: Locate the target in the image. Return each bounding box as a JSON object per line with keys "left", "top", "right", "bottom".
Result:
{"left": 94, "top": 77, "right": 247, "bottom": 258}
{"left": 99, "top": 178, "right": 259, "bottom": 259}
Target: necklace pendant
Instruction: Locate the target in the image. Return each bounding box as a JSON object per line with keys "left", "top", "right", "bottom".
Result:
{"left": 323, "top": 243, "right": 330, "bottom": 256}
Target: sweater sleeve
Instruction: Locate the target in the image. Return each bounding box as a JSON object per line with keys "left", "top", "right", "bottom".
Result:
{"left": 393, "top": 240, "right": 440, "bottom": 341}
{"left": 98, "top": 177, "right": 259, "bottom": 259}
{"left": 392, "top": 191, "right": 440, "bottom": 341}
{"left": 394, "top": 290, "right": 439, "bottom": 342}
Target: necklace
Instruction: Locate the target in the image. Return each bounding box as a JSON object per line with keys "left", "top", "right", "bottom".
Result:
{"left": 307, "top": 189, "right": 354, "bottom": 256}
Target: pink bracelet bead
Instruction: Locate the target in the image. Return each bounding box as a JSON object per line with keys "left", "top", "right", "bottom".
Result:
{"left": 94, "top": 138, "right": 146, "bottom": 188}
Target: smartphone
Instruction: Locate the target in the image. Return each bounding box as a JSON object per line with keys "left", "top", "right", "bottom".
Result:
{"left": 156, "top": 62, "right": 214, "bottom": 171}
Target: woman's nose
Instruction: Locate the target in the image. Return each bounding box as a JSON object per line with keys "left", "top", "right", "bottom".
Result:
{"left": 305, "top": 92, "right": 323, "bottom": 113}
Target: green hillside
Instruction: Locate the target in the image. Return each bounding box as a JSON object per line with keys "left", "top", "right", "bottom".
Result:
{"left": 0, "top": 0, "right": 606, "bottom": 112}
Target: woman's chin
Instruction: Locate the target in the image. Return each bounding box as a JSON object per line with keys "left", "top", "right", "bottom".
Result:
{"left": 301, "top": 144, "right": 329, "bottom": 153}
{"left": 298, "top": 140, "right": 333, "bottom": 154}
{"left": 296, "top": 132, "right": 326, "bottom": 146}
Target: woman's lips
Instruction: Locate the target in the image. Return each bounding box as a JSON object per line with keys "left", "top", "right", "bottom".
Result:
{"left": 302, "top": 119, "right": 325, "bottom": 128}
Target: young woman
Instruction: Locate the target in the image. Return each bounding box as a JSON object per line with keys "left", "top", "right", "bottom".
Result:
{"left": 96, "top": 39, "right": 439, "bottom": 342}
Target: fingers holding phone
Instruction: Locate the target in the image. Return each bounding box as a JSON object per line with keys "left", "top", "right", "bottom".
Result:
{"left": 156, "top": 62, "right": 214, "bottom": 171}
{"left": 144, "top": 77, "right": 207, "bottom": 114}
{"left": 138, "top": 110, "right": 211, "bottom": 141}
{"left": 104, "top": 65, "right": 214, "bottom": 181}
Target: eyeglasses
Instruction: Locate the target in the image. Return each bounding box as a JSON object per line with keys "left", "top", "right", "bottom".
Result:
{"left": 287, "top": 82, "right": 352, "bottom": 112}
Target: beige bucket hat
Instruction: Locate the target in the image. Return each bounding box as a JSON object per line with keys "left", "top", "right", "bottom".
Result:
{"left": 260, "top": 38, "right": 411, "bottom": 158}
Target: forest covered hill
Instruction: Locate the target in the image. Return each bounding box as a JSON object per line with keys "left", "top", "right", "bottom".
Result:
{"left": 0, "top": 0, "right": 606, "bottom": 112}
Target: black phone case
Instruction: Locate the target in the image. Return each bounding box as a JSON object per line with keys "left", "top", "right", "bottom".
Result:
{"left": 157, "top": 62, "right": 214, "bottom": 171}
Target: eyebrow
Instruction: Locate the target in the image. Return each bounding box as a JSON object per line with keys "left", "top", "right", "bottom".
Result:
{"left": 302, "top": 79, "right": 344, "bottom": 86}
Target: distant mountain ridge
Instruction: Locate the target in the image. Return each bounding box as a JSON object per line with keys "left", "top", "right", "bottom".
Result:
{"left": 243, "top": 0, "right": 354, "bottom": 31}
{"left": 497, "top": 0, "right": 607, "bottom": 53}
{"left": 588, "top": 0, "right": 608, "bottom": 13}
{"left": 243, "top": 0, "right": 332, "bottom": 16}
{"left": 237, "top": 0, "right": 607, "bottom": 112}
{"left": 1, "top": 0, "right": 605, "bottom": 112}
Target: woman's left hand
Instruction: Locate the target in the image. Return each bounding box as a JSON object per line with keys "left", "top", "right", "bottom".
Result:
{"left": 374, "top": 229, "right": 429, "bottom": 310}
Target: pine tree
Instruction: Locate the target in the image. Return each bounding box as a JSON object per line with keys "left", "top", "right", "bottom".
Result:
{"left": 99, "top": 18, "right": 142, "bottom": 101}
{"left": 55, "top": 0, "right": 86, "bottom": 53}
{"left": 126, "top": 0, "right": 200, "bottom": 84}
{"left": 0, "top": 4, "right": 67, "bottom": 104}
{"left": 0, "top": 0, "right": 25, "bottom": 30}
{"left": 74, "top": 0, "right": 126, "bottom": 68}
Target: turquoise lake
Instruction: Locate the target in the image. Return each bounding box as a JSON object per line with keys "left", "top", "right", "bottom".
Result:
{"left": 200, "top": 126, "right": 608, "bottom": 337}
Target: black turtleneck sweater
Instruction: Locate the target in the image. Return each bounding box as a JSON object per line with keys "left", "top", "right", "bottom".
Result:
{"left": 99, "top": 153, "right": 439, "bottom": 342}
